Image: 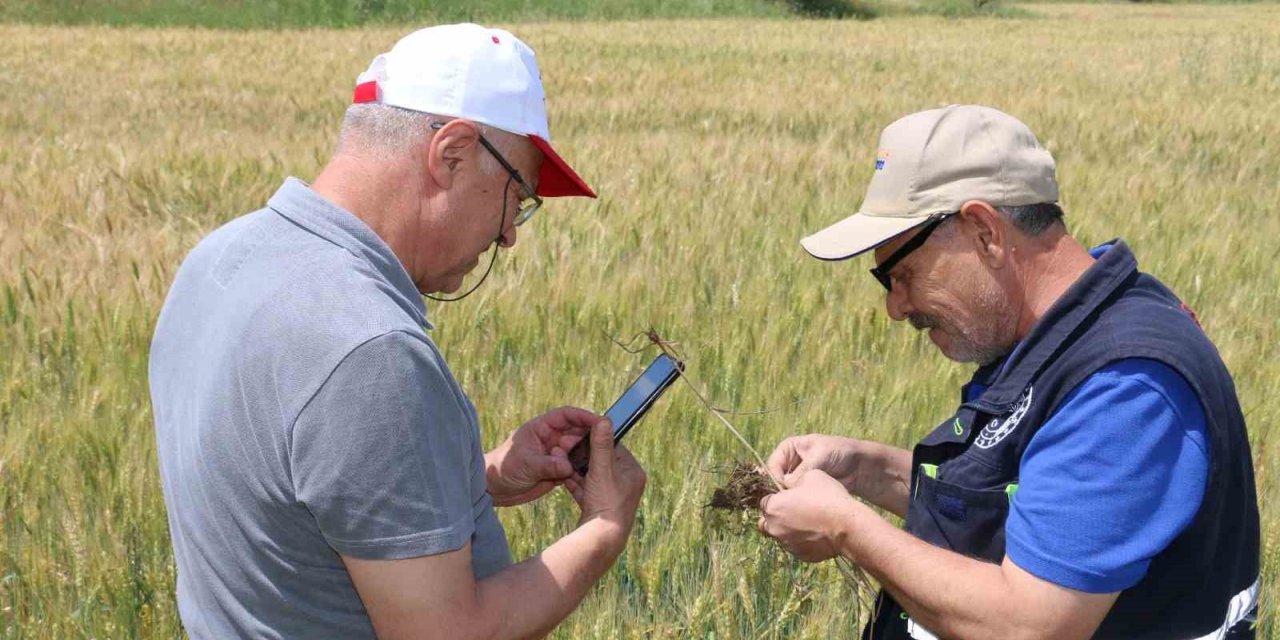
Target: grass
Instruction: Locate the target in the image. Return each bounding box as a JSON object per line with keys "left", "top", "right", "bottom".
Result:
{"left": 0, "top": 0, "right": 1043, "bottom": 28}
{"left": 0, "top": 0, "right": 1062, "bottom": 29}
{"left": 3, "top": 0, "right": 1267, "bottom": 28}
{"left": 0, "top": 0, "right": 794, "bottom": 28}
{"left": 1, "top": 4, "right": 1278, "bottom": 637}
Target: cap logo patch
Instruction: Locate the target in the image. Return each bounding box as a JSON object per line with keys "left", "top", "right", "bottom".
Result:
{"left": 875, "top": 150, "right": 891, "bottom": 171}
{"left": 492, "top": 35, "right": 500, "bottom": 44}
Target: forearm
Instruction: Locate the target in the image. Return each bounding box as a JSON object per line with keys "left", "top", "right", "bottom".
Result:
{"left": 849, "top": 441, "right": 912, "bottom": 518}
{"left": 837, "top": 510, "right": 1060, "bottom": 640}
{"left": 474, "top": 518, "right": 626, "bottom": 640}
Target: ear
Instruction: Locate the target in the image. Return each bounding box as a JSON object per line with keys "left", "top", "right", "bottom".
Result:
{"left": 956, "top": 200, "right": 1010, "bottom": 269}
{"left": 425, "top": 120, "right": 482, "bottom": 191}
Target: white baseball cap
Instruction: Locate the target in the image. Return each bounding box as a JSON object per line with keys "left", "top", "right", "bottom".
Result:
{"left": 801, "top": 104, "right": 1058, "bottom": 260}
{"left": 352, "top": 23, "right": 596, "bottom": 198}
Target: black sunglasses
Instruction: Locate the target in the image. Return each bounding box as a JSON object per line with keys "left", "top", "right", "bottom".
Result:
{"left": 430, "top": 121, "right": 543, "bottom": 226}
{"left": 869, "top": 212, "right": 955, "bottom": 291}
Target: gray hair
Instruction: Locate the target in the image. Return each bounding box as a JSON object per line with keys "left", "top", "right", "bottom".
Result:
{"left": 935, "top": 202, "right": 1065, "bottom": 242}
{"left": 336, "top": 103, "right": 515, "bottom": 176}
{"left": 995, "top": 202, "right": 1065, "bottom": 236}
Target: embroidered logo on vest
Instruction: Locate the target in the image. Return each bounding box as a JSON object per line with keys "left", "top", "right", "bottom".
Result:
{"left": 975, "top": 386, "right": 1034, "bottom": 449}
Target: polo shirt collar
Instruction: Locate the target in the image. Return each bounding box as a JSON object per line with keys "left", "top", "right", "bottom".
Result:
{"left": 267, "top": 177, "right": 432, "bottom": 329}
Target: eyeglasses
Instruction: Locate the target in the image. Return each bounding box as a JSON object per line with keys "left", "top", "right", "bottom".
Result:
{"left": 431, "top": 122, "right": 544, "bottom": 226}
{"left": 869, "top": 212, "right": 954, "bottom": 291}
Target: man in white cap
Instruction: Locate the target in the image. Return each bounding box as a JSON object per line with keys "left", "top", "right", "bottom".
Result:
{"left": 150, "top": 24, "right": 646, "bottom": 638}
{"left": 758, "top": 105, "right": 1259, "bottom": 639}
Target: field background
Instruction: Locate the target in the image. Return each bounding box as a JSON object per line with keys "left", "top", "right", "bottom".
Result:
{"left": 2, "top": 3, "right": 1278, "bottom": 637}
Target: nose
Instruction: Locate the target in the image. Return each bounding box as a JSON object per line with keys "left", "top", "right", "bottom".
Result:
{"left": 885, "top": 284, "right": 911, "bottom": 322}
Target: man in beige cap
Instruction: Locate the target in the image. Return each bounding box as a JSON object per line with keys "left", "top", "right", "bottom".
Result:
{"left": 151, "top": 24, "right": 646, "bottom": 638}
{"left": 757, "top": 105, "right": 1259, "bottom": 639}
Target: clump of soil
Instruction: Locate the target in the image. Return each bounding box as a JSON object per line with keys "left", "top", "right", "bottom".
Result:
{"left": 708, "top": 462, "right": 778, "bottom": 512}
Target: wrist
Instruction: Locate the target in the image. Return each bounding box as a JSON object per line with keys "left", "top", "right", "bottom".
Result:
{"left": 576, "top": 514, "right": 632, "bottom": 557}
{"left": 834, "top": 438, "right": 870, "bottom": 493}
{"left": 847, "top": 440, "right": 906, "bottom": 503}
{"left": 829, "top": 496, "right": 871, "bottom": 562}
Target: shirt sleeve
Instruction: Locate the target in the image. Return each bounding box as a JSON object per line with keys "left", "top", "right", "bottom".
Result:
{"left": 1004, "top": 359, "right": 1211, "bottom": 593}
{"left": 290, "top": 330, "right": 479, "bottom": 560}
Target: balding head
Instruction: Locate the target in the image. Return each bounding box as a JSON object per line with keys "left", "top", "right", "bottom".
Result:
{"left": 336, "top": 103, "right": 527, "bottom": 177}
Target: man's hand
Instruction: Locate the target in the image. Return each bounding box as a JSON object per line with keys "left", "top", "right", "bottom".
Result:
{"left": 766, "top": 434, "right": 865, "bottom": 489}
{"left": 757, "top": 469, "right": 881, "bottom": 563}
{"left": 563, "top": 420, "right": 647, "bottom": 544}
{"left": 485, "top": 406, "right": 598, "bottom": 507}
{"left": 348, "top": 422, "right": 647, "bottom": 640}
{"left": 765, "top": 434, "right": 913, "bottom": 518}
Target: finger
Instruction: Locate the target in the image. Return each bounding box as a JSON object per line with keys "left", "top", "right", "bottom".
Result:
{"left": 528, "top": 417, "right": 555, "bottom": 441}
{"left": 778, "top": 460, "right": 814, "bottom": 489}
{"left": 587, "top": 419, "right": 615, "bottom": 476}
{"left": 530, "top": 417, "right": 579, "bottom": 448}
{"left": 534, "top": 454, "right": 574, "bottom": 482}
{"left": 757, "top": 515, "right": 769, "bottom": 537}
{"left": 759, "top": 493, "right": 772, "bottom": 513}
{"left": 543, "top": 406, "right": 603, "bottom": 431}
{"left": 782, "top": 470, "right": 805, "bottom": 489}
{"left": 555, "top": 432, "right": 586, "bottom": 453}
{"left": 765, "top": 438, "right": 802, "bottom": 481}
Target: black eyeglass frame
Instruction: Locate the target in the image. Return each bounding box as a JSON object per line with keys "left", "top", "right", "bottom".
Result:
{"left": 430, "top": 121, "right": 543, "bottom": 226}
{"left": 869, "top": 212, "right": 955, "bottom": 291}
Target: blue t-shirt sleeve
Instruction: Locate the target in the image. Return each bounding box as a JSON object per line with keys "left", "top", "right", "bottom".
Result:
{"left": 1005, "top": 359, "right": 1210, "bottom": 593}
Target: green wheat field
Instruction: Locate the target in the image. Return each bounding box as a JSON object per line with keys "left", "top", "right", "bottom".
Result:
{"left": 1, "top": 4, "right": 1277, "bottom": 637}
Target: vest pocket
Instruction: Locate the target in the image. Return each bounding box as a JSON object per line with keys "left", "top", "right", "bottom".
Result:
{"left": 906, "top": 471, "right": 1013, "bottom": 562}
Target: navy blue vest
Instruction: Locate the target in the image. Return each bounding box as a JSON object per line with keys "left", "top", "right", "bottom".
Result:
{"left": 864, "top": 241, "right": 1260, "bottom": 640}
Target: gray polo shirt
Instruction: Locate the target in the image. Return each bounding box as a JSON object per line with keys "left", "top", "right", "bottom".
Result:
{"left": 149, "top": 178, "right": 511, "bottom": 638}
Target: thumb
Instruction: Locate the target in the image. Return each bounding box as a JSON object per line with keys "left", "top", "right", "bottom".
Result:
{"left": 588, "top": 419, "right": 615, "bottom": 476}
{"left": 782, "top": 463, "right": 811, "bottom": 489}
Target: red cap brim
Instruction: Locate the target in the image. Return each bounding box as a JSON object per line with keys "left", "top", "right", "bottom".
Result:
{"left": 529, "top": 135, "right": 596, "bottom": 198}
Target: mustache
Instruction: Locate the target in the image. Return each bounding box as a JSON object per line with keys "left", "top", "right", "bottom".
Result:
{"left": 907, "top": 313, "right": 940, "bottom": 331}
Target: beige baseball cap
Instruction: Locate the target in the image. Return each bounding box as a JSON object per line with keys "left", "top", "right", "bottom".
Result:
{"left": 801, "top": 104, "right": 1058, "bottom": 261}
